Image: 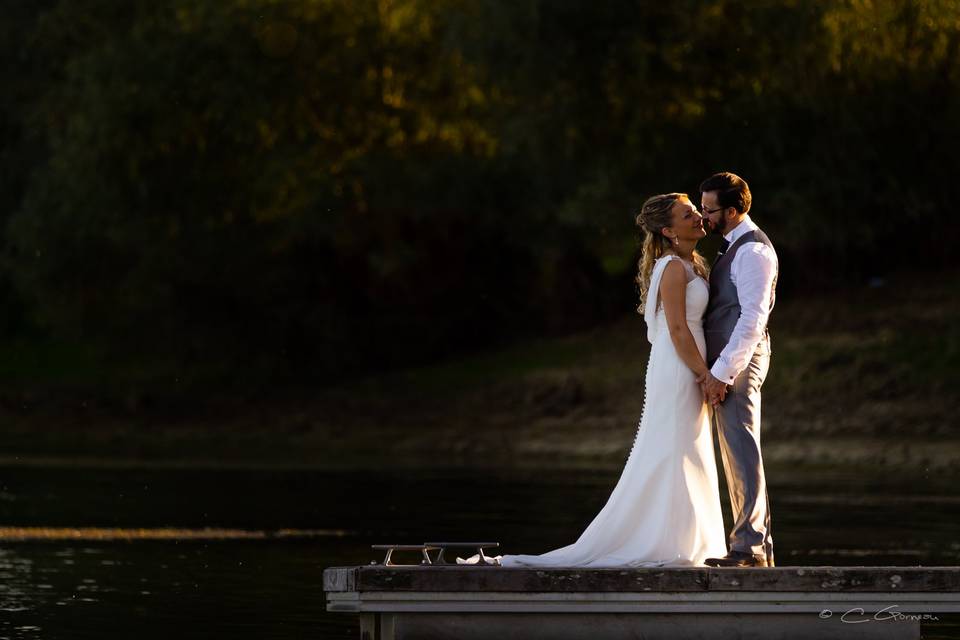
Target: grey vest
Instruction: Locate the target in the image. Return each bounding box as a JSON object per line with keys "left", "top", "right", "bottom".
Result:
{"left": 704, "top": 229, "right": 777, "bottom": 366}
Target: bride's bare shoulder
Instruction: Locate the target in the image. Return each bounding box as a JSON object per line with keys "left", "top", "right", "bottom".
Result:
{"left": 659, "top": 256, "right": 686, "bottom": 285}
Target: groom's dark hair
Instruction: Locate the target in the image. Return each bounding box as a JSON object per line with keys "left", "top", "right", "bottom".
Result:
{"left": 699, "top": 172, "right": 752, "bottom": 215}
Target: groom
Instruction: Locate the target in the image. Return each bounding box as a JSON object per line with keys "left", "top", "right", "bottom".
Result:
{"left": 698, "top": 172, "right": 778, "bottom": 568}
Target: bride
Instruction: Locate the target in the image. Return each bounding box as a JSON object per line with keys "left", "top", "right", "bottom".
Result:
{"left": 462, "top": 192, "right": 727, "bottom": 567}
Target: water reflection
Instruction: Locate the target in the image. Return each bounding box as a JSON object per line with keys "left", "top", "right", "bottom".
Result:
{"left": 0, "top": 540, "right": 349, "bottom": 639}
{"left": 0, "top": 527, "right": 349, "bottom": 541}
{"left": 0, "top": 464, "right": 955, "bottom": 638}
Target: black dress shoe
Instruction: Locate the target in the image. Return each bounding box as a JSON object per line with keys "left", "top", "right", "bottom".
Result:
{"left": 704, "top": 551, "right": 769, "bottom": 567}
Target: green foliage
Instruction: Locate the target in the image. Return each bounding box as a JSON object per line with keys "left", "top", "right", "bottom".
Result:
{"left": 3, "top": 0, "right": 959, "bottom": 383}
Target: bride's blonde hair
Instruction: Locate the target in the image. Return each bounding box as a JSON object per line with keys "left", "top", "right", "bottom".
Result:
{"left": 634, "top": 193, "right": 709, "bottom": 313}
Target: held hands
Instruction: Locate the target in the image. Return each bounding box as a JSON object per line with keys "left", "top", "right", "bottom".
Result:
{"left": 696, "top": 371, "right": 728, "bottom": 407}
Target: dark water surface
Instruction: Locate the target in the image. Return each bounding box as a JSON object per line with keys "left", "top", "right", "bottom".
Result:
{"left": 0, "top": 463, "right": 958, "bottom": 638}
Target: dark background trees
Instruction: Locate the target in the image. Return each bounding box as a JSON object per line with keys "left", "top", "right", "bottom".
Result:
{"left": 3, "top": 0, "right": 957, "bottom": 389}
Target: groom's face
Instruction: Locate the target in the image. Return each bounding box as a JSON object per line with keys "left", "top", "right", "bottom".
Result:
{"left": 700, "top": 191, "right": 728, "bottom": 235}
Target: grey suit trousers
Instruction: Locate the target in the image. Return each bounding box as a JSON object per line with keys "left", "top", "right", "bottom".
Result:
{"left": 712, "top": 336, "right": 774, "bottom": 561}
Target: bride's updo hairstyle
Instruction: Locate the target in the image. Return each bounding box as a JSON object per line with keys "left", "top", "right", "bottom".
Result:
{"left": 634, "top": 193, "right": 709, "bottom": 313}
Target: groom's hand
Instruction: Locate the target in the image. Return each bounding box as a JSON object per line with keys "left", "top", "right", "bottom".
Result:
{"left": 700, "top": 372, "right": 729, "bottom": 406}
{"left": 712, "top": 386, "right": 727, "bottom": 406}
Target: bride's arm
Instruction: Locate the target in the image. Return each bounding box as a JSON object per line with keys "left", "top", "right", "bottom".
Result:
{"left": 660, "top": 260, "right": 710, "bottom": 379}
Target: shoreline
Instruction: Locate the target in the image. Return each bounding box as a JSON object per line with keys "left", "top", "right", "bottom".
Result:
{"left": 0, "top": 270, "right": 956, "bottom": 475}
{"left": 0, "top": 437, "right": 958, "bottom": 475}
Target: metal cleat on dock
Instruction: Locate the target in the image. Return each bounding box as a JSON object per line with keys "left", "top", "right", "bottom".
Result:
{"left": 371, "top": 544, "right": 439, "bottom": 566}
{"left": 370, "top": 542, "right": 500, "bottom": 566}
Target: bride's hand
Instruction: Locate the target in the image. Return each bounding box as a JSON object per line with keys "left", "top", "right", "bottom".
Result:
{"left": 698, "top": 372, "right": 728, "bottom": 406}
{"left": 695, "top": 372, "right": 710, "bottom": 404}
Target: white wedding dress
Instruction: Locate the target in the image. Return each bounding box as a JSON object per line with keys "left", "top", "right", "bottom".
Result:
{"left": 467, "top": 255, "right": 727, "bottom": 567}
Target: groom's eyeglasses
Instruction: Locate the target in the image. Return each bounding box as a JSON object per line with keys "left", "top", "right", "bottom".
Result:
{"left": 702, "top": 206, "right": 727, "bottom": 215}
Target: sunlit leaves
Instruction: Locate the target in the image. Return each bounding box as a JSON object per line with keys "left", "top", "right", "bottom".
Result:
{"left": 3, "top": 0, "right": 959, "bottom": 380}
{"left": 822, "top": 0, "right": 960, "bottom": 75}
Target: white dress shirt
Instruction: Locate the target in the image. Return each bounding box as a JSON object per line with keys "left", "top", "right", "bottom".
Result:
{"left": 709, "top": 214, "right": 778, "bottom": 384}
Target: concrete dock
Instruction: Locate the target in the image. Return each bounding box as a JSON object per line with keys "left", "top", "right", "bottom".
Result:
{"left": 324, "top": 565, "right": 960, "bottom": 639}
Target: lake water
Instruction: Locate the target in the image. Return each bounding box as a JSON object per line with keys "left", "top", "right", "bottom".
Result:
{"left": 0, "top": 463, "right": 958, "bottom": 638}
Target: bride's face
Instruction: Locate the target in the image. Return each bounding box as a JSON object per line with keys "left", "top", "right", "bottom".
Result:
{"left": 668, "top": 198, "right": 706, "bottom": 243}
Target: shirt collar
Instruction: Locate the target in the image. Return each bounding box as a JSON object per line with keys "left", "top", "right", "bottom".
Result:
{"left": 723, "top": 214, "right": 758, "bottom": 244}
